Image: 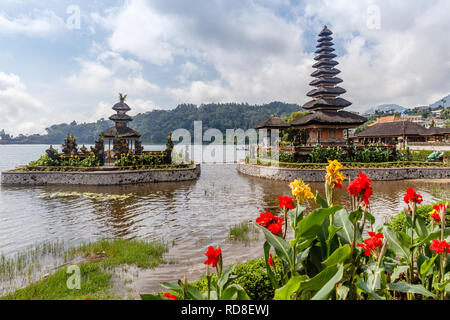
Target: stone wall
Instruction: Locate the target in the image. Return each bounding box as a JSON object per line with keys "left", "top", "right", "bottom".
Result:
{"left": 1, "top": 164, "right": 201, "bottom": 186}
{"left": 236, "top": 163, "right": 450, "bottom": 182}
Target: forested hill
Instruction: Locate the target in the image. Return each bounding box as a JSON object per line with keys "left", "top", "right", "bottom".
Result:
{"left": 2, "top": 102, "right": 301, "bottom": 144}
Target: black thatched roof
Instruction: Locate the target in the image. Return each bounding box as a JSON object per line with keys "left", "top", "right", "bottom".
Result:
{"left": 109, "top": 114, "right": 133, "bottom": 121}
{"left": 315, "top": 47, "right": 335, "bottom": 54}
{"left": 303, "top": 97, "right": 352, "bottom": 110}
{"left": 316, "top": 41, "right": 334, "bottom": 48}
{"left": 309, "top": 77, "right": 343, "bottom": 86}
{"left": 312, "top": 60, "right": 339, "bottom": 68}
{"left": 319, "top": 26, "right": 333, "bottom": 37}
{"left": 101, "top": 126, "right": 141, "bottom": 138}
{"left": 314, "top": 53, "right": 337, "bottom": 61}
{"left": 307, "top": 86, "right": 346, "bottom": 98}
{"left": 112, "top": 101, "right": 131, "bottom": 112}
{"left": 356, "top": 121, "right": 447, "bottom": 137}
{"left": 290, "top": 110, "right": 367, "bottom": 127}
{"left": 254, "top": 116, "right": 290, "bottom": 129}
{"left": 311, "top": 68, "right": 341, "bottom": 78}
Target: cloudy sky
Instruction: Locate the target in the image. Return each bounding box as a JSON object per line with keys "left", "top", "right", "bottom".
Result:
{"left": 0, "top": 0, "right": 449, "bottom": 135}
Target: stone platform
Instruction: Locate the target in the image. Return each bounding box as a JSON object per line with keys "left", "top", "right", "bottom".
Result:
{"left": 1, "top": 164, "right": 201, "bottom": 186}
{"left": 236, "top": 163, "right": 450, "bottom": 182}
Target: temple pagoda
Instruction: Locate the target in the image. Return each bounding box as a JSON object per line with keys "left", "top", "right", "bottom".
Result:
{"left": 290, "top": 26, "right": 366, "bottom": 145}
{"left": 100, "top": 94, "right": 141, "bottom": 163}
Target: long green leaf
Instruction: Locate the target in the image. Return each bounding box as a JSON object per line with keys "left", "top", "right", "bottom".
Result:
{"left": 289, "top": 206, "right": 306, "bottom": 230}
{"left": 255, "top": 223, "right": 293, "bottom": 268}
{"left": 311, "top": 264, "right": 344, "bottom": 300}
{"left": 140, "top": 294, "right": 164, "bottom": 300}
{"left": 300, "top": 265, "right": 340, "bottom": 293}
{"left": 334, "top": 209, "right": 361, "bottom": 244}
{"left": 221, "top": 284, "right": 251, "bottom": 300}
{"left": 383, "top": 227, "right": 411, "bottom": 260}
{"left": 357, "top": 279, "right": 386, "bottom": 300}
{"left": 391, "top": 265, "right": 409, "bottom": 281}
{"left": 263, "top": 241, "right": 279, "bottom": 289}
{"left": 420, "top": 255, "right": 438, "bottom": 279}
{"left": 321, "top": 244, "right": 351, "bottom": 268}
{"left": 187, "top": 284, "right": 206, "bottom": 300}
{"left": 296, "top": 206, "right": 341, "bottom": 239}
{"left": 274, "top": 275, "right": 308, "bottom": 300}
{"left": 388, "top": 282, "right": 437, "bottom": 298}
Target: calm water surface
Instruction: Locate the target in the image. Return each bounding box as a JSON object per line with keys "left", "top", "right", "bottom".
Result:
{"left": 0, "top": 145, "right": 448, "bottom": 294}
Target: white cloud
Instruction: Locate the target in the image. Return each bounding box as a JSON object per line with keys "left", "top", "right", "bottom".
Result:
{"left": 0, "top": 72, "right": 53, "bottom": 135}
{"left": 0, "top": 10, "right": 64, "bottom": 37}
{"left": 93, "top": 0, "right": 450, "bottom": 112}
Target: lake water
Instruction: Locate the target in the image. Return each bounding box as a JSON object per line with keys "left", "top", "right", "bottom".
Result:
{"left": 0, "top": 144, "right": 449, "bottom": 295}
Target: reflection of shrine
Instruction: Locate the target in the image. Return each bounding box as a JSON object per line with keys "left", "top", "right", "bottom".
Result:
{"left": 100, "top": 94, "right": 141, "bottom": 164}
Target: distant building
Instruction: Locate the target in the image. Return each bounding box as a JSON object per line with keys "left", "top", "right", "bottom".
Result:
{"left": 401, "top": 114, "right": 425, "bottom": 125}
{"left": 356, "top": 121, "right": 450, "bottom": 144}
{"left": 368, "top": 115, "right": 402, "bottom": 127}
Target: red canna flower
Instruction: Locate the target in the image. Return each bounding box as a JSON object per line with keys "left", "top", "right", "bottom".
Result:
{"left": 433, "top": 203, "right": 448, "bottom": 222}
{"left": 268, "top": 253, "right": 274, "bottom": 267}
{"left": 162, "top": 292, "right": 178, "bottom": 300}
{"left": 430, "top": 210, "right": 441, "bottom": 223}
{"left": 256, "top": 211, "right": 274, "bottom": 227}
{"left": 278, "top": 195, "right": 294, "bottom": 210}
{"left": 357, "top": 232, "right": 384, "bottom": 257}
{"left": 347, "top": 171, "right": 372, "bottom": 206}
{"left": 203, "top": 246, "right": 222, "bottom": 268}
{"left": 85, "top": 298, "right": 91, "bottom": 300}
{"left": 403, "top": 187, "right": 423, "bottom": 205}
{"left": 429, "top": 239, "right": 450, "bottom": 255}
{"left": 268, "top": 221, "right": 283, "bottom": 236}
{"left": 256, "top": 211, "right": 283, "bottom": 235}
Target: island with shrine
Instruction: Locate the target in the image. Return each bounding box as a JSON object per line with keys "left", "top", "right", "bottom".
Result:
{"left": 1, "top": 94, "right": 201, "bottom": 186}
{"left": 238, "top": 26, "right": 450, "bottom": 181}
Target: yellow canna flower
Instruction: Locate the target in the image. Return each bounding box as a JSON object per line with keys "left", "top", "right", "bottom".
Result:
{"left": 326, "top": 160, "right": 345, "bottom": 189}
{"left": 289, "top": 179, "right": 315, "bottom": 205}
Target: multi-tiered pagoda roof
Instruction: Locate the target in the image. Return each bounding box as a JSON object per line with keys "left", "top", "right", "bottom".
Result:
{"left": 101, "top": 94, "right": 141, "bottom": 139}
{"left": 291, "top": 25, "right": 366, "bottom": 128}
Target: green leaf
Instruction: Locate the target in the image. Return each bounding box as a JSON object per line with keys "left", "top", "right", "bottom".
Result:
{"left": 289, "top": 206, "right": 306, "bottom": 230}
{"left": 274, "top": 275, "right": 308, "bottom": 300}
{"left": 296, "top": 206, "right": 341, "bottom": 239}
{"left": 221, "top": 284, "right": 251, "bottom": 300}
{"left": 349, "top": 209, "right": 363, "bottom": 225}
{"left": 218, "top": 265, "right": 235, "bottom": 292}
{"left": 414, "top": 216, "right": 428, "bottom": 240}
{"left": 300, "top": 265, "right": 340, "bottom": 293}
{"left": 311, "top": 264, "right": 344, "bottom": 300}
{"left": 161, "top": 282, "right": 182, "bottom": 291}
{"left": 365, "top": 211, "right": 376, "bottom": 227}
{"left": 263, "top": 241, "right": 279, "bottom": 289}
{"left": 383, "top": 227, "right": 411, "bottom": 260}
{"left": 388, "top": 282, "right": 437, "bottom": 298}
{"left": 315, "top": 192, "right": 329, "bottom": 208}
{"left": 391, "top": 265, "right": 409, "bottom": 281}
{"left": 187, "top": 284, "right": 205, "bottom": 300}
{"left": 321, "top": 244, "right": 351, "bottom": 268}
{"left": 255, "top": 223, "right": 293, "bottom": 268}
{"left": 334, "top": 209, "right": 361, "bottom": 245}
{"left": 357, "top": 279, "right": 386, "bottom": 300}
{"left": 420, "top": 255, "right": 438, "bottom": 279}
{"left": 140, "top": 294, "right": 164, "bottom": 300}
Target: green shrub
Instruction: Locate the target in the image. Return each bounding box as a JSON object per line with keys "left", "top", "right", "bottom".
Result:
{"left": 387, "top": 200, "right": 450, "bottom": 232}
{"left": 191, "top": 257, "right": 278, "bottom": 300}
{"left": 410, "top": 150, "right": 434, "bottom": 162}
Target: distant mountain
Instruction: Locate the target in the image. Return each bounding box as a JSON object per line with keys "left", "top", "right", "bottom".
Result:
{"left": 364, "top": 104, "right": 406, "bottom": 115}
{"left": 428, "top": 94, "right": 450, "bottom": 110}
{"left": 1, "top": 101, "right": 301, "bottom": 144}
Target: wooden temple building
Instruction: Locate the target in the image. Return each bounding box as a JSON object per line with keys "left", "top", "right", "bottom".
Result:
{"left": 254, "top": 115, "right": 290, "bottom": 146}
{"left": 100, "top": 94, "right": 141, "bottom": 163}
{"left": 289, "top": 26, "right": 366, "bottom": 145}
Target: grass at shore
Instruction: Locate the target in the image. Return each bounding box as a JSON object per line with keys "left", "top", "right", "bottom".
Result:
{"left": 229, "top": 221, "right": 258, "bottom": 244}
{"left": 1, "top": 238, "right": 168, "bottom": 300}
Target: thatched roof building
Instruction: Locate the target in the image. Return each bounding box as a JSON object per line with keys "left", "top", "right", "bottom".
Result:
{"left": 356, "top": 121, "right": 450, "bottom": 143}
{"left": 290, "top": 25, "right": 366, "bottom": 145}
{"left": 254, "top": 116, "right": 290, "bottom": 129}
